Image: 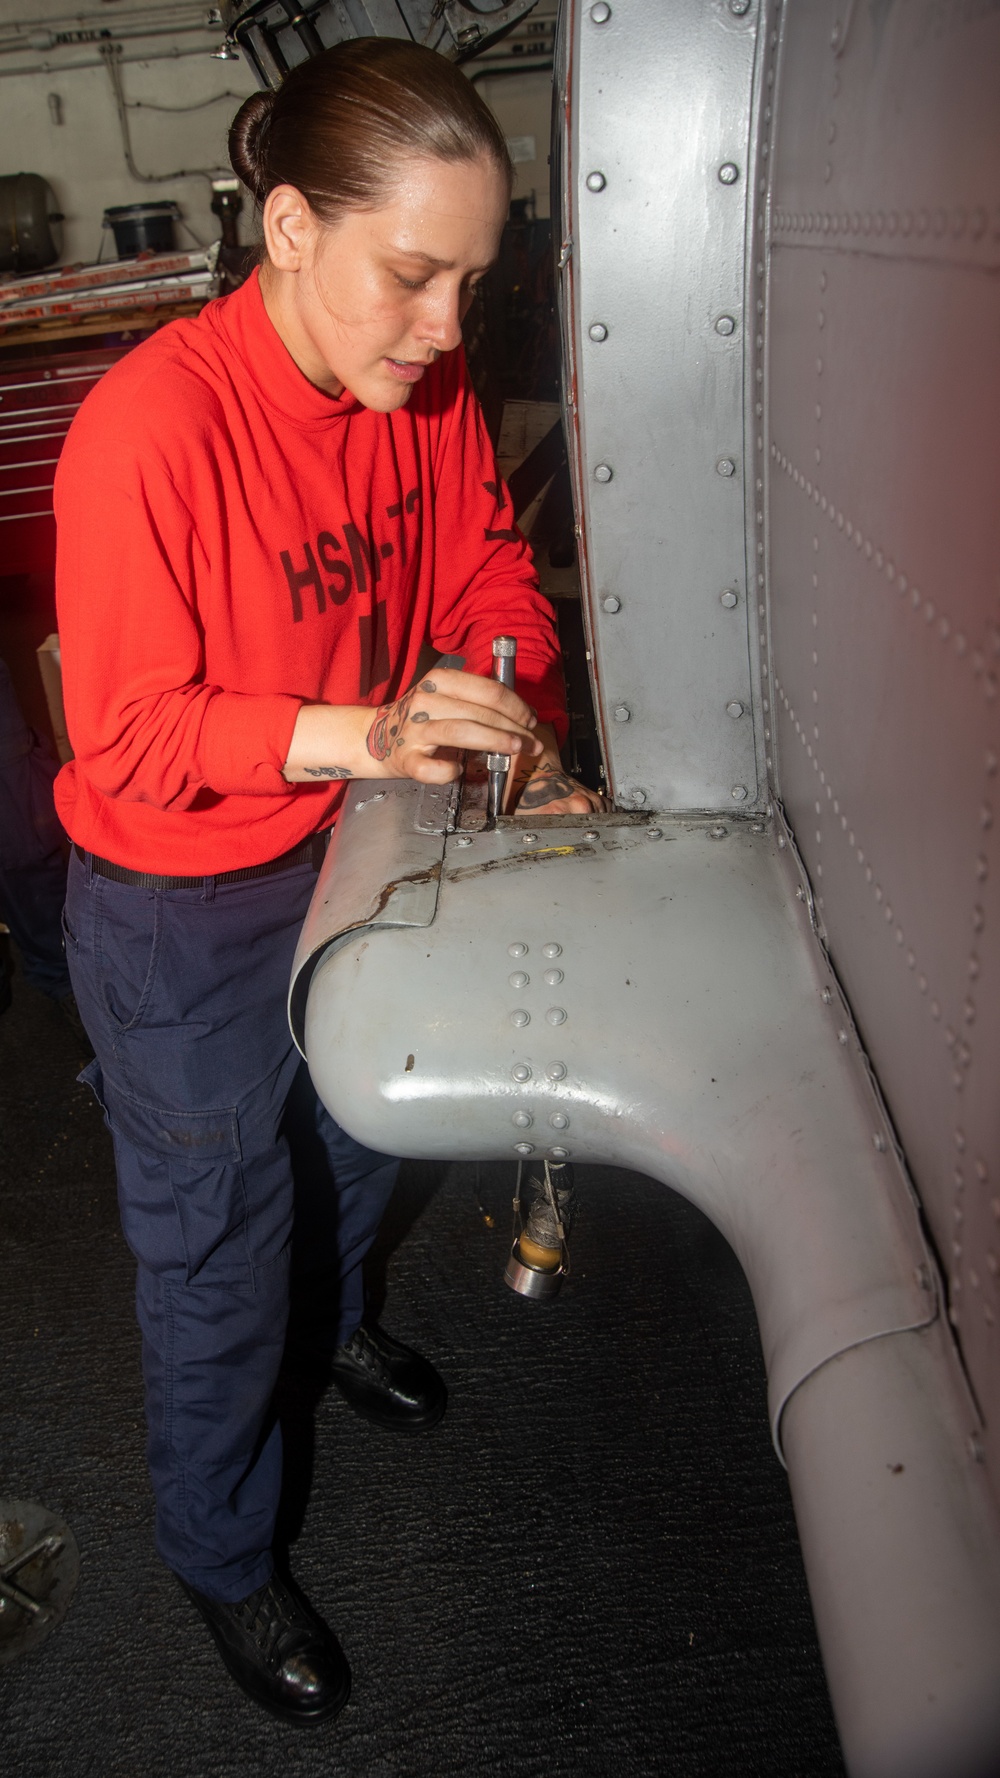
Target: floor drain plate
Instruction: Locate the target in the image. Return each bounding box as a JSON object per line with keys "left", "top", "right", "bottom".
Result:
{"left": 0, "top": 1498, "right": 79, "bottom": 1666}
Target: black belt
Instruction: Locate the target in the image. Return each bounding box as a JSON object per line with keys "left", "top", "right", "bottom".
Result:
{"left": 74, "top": 832, "right": 328, "bottom": 891}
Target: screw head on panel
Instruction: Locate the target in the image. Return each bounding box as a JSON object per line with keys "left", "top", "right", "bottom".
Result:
{"left": 512, "top": 1064, "right": 532, "bottom": 1082}
{"left": 647, "top": 827, "right": 663, "bottom": 839}
{"left": 511, "top": 1009, "right": 530, "bottom": 1027}
{"left": 594, "top": 463, "right": 613, "bottom": 483}
{"left": 542, "top": 944, "right": 562, "bottom": 959}
{"left": 514, "top": 1142, "right": 535, "bottom": 1157}
{"left": 584, "top": 830, "right": 599, "bottom": 840}
{"left": 546, "top": 1007, "right": 568, "bottom": 1026}
{"left": 455, "top": 834, "right": 473, "bottom": 846}
{"left": 547, "top": 1062, "right": 567, "bottom": 1080}
{"left": 717, "top": 457, "right": 737, "bottom": 477}
{"left": 720, "top": 588, "right": 739, "bottom": 608}
{"left": 603, "top": 595, "right": 621, "bottom": 613}
{"left": 590, "top": 1, "right": 612, "bottom": 21}
{"left": 729, "top": 0, "right": 751, "bottom": 12}
{"left": 522, "top": 832, "right": 538, "bottom": 843}
{"left": 718, "top": 162, "right": 740, "bottom": 185}
{"left": 614, "top": 705, "right": 631, "bottom": 722}
{"left": 715, "top": 314, "right": 737, "bottom": 335}
{"left": 726, "top": 701, "right": 745, "bottom": 718}
{"left": 550, "top": 1147, "right": 570, "bottom": 1160}
{"left": 731, "top": 785, "right": 748, "bottom": 800}
{"left": 550, "top": 1113, "right": 570, "bottom": 1130}
{"left": 512, "top": 1111, "right": 533, "bottom": 1129}
{"left": 589, "top": 322, "right": 609, "bottom": 342}
{"left": 509, "top": 972, "right": 529, "bottom": 989}
{"left": 710, "top": 825, "right": 728, "bottom": 839}
{"left": 508, "top": 942, "right": 528, "bottom": 957}
{"left": 586, "top": 171, "right": 607, "bottom": 193}
{"left": 544, "top": 968, "right": 564, "bottom": 986}
{"left": 631, "top": 789, "right": 647, "bottom": 804}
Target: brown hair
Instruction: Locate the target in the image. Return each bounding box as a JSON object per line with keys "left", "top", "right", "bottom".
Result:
{"left": 229, "top": 38, "right": 512, "bottom": 221}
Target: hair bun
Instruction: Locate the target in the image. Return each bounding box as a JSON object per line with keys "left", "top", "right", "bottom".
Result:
{"left": 228, "top": 90, "right": 275, "bottom": 203}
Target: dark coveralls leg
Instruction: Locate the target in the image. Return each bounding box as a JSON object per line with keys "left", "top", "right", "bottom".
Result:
{"left": 63, "top": 848, "right": 399, "bottom": 1602}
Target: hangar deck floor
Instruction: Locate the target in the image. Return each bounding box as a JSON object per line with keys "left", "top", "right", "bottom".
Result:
{"left": 0, "top": 966, "right": 844, "bottom": 1778}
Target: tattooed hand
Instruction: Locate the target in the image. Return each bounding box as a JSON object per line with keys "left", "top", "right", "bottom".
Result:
{"left": 511, "top": 727, "right": 606, "bottom": 816}
{"left": 283, "top": 670, "right": 542, "bottom": 787}
{"left": 366, "top": 684, "right": 431, "bottom": 761}
{"left": 362, "top": 669, "right": 542, "bottom": 785}
{"left": 517, "top": 768, "right": 582, "bottom": 809}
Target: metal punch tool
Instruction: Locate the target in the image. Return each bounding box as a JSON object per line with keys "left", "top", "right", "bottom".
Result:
{"left": 485, "top": 634, "right": 517, "bottom": 830}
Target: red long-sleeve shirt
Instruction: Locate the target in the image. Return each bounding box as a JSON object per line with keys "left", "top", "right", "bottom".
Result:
{"left": 54, "top": 271, "right": 566, "bottom": 874}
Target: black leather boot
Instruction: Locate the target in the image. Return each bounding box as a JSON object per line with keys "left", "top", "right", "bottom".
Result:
{"left": 176, "top": 1571, "right": 350, "bottom": 1725}
{"left": 328, "top": 1323, "right": 447, "bottom": 1433}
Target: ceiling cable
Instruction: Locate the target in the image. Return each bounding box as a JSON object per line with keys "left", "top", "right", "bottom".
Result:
{"left": 100, "top": 40, "right": 228, "bottom": 184}
{"left": 125, "top": 89, "right": 244, "bottom": 112}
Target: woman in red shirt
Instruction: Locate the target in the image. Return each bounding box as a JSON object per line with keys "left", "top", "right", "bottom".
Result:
{"left": 56, "top": 37, "right": 600, "bottom": 1726}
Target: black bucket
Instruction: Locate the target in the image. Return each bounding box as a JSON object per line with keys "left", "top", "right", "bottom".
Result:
{"left": 103, "top": 201, "right": 179, "bottom": 258}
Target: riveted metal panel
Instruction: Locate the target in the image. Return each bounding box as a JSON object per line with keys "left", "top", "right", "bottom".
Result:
{"left": 303, "top": 814, "right": 933, "bottom": 1449}
{"left": 558, "top": 0, "right": 763, "bottom": 812}
{"left": 762, "top": 0, "right": 1000, "bottom": 1477}
{"left": 288, "top": 779, "right": 457, "bottom": 1052}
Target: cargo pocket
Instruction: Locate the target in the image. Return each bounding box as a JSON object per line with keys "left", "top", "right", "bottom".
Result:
{"left": 99, "top": 1076, "right": 248, "bottom": 1286}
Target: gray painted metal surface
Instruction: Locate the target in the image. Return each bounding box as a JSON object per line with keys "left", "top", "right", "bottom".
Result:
{"left": 302, "top": 797, "right": 1000, "bottom": 1776}
{"left": 761, "top": 0, "right": 1000, "bottom": 1484}
{"left": 303, "top": 803, "right": 936, "bottom": 1449}
{"left": 557, "top": 0, "right": 762, "bottom": 812}
{"left": 293, "top": 0, "right": 1000, "bottom": 1769}
{"left": 289, "top": 778, "right": 456, "bottom": 1049}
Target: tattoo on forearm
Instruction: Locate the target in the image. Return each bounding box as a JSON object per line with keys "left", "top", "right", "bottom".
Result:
{"left": 518, "top": 768, "right": 579, "bottom": 809}
{"left": 303, "top": 765, "right": 353, "bottom": 779}
{"left": 420, "top": 680, "right": 437, "bottom": 693}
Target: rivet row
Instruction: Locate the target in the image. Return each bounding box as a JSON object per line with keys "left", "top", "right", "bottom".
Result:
{"left": 771, "top": 444, "right": 998, "bottom": 706}
{"left": 772, "top": 205, "right": 997, "bottom": 244}
{"left": 774, "top": 671, "right": 981, "bottom": 1073}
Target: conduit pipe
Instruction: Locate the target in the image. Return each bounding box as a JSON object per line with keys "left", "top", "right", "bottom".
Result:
{"left": 0, "top": 43, "right": 231, "bottom": 80}
{"left": 292, "top": 784, "right": 1000, "bottom": 1778}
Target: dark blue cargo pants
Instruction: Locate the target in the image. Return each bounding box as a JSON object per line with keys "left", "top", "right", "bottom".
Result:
{"left": 63, "top": 846, "right": 399, "bottom": 1602}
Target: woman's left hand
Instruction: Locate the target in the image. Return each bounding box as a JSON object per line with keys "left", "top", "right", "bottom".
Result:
{"left": 510, "top": 724, "right": 606, "bottom": 816}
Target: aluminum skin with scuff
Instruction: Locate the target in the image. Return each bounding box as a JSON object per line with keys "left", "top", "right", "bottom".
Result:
{"left": 289, "top": 779, "right": 456, "bottom": 1051}
{"left": 304, "top": 806, "right": 938, "bottom": 1445}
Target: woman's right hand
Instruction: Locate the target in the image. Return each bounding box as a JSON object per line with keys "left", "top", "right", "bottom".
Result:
{"left": 282, "top": 668, "right": 543, "bottom": 785}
